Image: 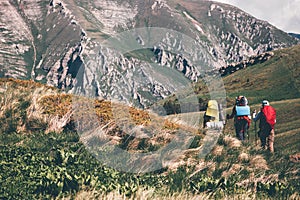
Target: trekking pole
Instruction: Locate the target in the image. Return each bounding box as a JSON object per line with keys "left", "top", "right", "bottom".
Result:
{"left": 222, "top": 119, "right": 227, "bottom": 135}
{"left": 254, "top": 121, "right": 257, "bottom": 146}
{"left": 252, "top": 110, "right": 257, "bottom": 145}
{"left": 247, "top": 128, "right": 250, "bottom": 142}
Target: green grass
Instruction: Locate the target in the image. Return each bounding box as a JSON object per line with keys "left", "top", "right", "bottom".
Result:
{"left": 1, "top": 46, "right": 300, "bottom": 199}
{"left": 224, "top": 98, "right": 300, "bottom": 148}
{"left": 5, "top": 130, "right": 291, "bottom": 199}
{"left": 1, "top": 76, "right": 300, "bottom": 199}
{"left": 189, "top": 44, "right": 300, "bottom": 106}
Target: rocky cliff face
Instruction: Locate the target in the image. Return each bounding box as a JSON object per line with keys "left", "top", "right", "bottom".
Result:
{"left": 0, "top": 0, "right": 298, "bottom": 108}
{"left": 0, "top": 0, "right": 84, "bottom": 84}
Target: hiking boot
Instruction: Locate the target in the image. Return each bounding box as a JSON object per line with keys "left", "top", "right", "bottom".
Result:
{"left": 260, "top": 145, "right": 267, "bottom": 151}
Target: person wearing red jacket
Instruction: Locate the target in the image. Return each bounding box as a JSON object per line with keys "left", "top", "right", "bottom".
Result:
{"left": 254, "top": 100, "right": 276, "bottom": 153}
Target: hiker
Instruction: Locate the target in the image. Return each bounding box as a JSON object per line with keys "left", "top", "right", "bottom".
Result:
{"left": 254, "top": 100, "right": 276, "bottom": 153}
{"left": 203, "top": 100, "right": 224, "bottom": 129}
{"left": 226, "top": 96, "right": 251, "bottom": 140}
{"left": 203, "top": 100, "right": 219, "bottom": 128}
{"left": 203, "top": 113, "right": 214, "bottom": 128}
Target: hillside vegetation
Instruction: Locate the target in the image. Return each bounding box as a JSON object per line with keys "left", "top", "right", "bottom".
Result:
{"left": 158, "top": 44, "right": 300, "bottom": 114}
{"left": 222, "top": 44, "right": 300, "bottom": 154}
{"left": 0, "top": 46, "right": 300, "bottom": 199}
{"left": 0, "top": 84, "right": 299, "bottom": 199}
{"left": 223, "top": 44, "right": 300, "bottom": 105}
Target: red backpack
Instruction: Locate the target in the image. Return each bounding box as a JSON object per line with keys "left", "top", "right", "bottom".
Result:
{"left": 262, "top": 106, "right": 276, "bottom": 128}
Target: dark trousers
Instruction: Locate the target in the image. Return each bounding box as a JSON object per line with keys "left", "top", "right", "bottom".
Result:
{"left": 258, "top": 126, "right": 274, "bottom": 152}
{"left": 235, "top": 119, "right": 249, "bottom": 140}
{"left": 259, "top": 131, "right": 268, "bottom": 148}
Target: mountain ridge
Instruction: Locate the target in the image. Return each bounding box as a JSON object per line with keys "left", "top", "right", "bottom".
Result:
{"left": 289, "top": 32, "right": 300, "bottom": 39}
{"left": 0, "top": 0, "right": 299, "bottom": 108}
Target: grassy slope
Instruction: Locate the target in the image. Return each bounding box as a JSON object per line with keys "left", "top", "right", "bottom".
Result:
{"left": 214, "top": 45, "right": 300, "bottom": 198}
{"left": 1, "top": 45, "right": 300, "bottom": 199}
{"left": 0, "top": 78, "right": 202, "bottom": 198}
{"left": 166, "top": 44, "right": 300, "bottom": 199}
{"left": 222, "top": 45, "right": 300, "bottom": 154}
{"left": 223, "top": 44, "right": 300, "bottom": 105}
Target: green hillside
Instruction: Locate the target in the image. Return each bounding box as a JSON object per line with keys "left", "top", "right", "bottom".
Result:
{"left": 157, "top": 44, "right": 300, "bottom": 114}
{"left": 0, "top": 46, "right": 300, "bottom": 199}
{"left": 222, "top": 44, "right": 300, "bottom": 154}
{"left": 223, "top": 44, "right": 300, "bottom": 105}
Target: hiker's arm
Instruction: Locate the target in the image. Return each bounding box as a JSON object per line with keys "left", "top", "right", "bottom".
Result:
{"left": 226, "top": 107, "right": 236, "bottom": 119}
{"left": 253, "top": 111, "right": 261, "bottom": 122}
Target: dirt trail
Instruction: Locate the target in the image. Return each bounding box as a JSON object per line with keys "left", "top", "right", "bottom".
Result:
{"left": 167, "top": 98, "right": 300, "bottom": 119}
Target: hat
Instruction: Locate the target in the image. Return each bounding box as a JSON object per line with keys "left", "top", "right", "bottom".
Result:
{"left": 262, "top": 100, "right": 269, "bottom": 106}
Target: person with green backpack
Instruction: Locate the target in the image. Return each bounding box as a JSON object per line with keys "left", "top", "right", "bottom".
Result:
{"left": 254, "top": 100, "right": 276, "bottom": 153}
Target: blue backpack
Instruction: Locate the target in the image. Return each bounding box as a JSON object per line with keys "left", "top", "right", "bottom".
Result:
{"left": 236, "top": 105, "right": 250, "bottom": 116}
{"left": 235, "top": 96, "right": 250, "bottom": 116}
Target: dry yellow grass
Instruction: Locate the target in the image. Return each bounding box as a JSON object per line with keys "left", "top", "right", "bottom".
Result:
{"left": 0, "top": 78, "right": 182, "bottom": 134}
{"left": 223, "top": 135, "right": 242, "bottom": 148}
{"left": 238, "top": 152, "right": 250, "bottom": 163}
{"left": 222, "top": 163, "right": 243, "bottom": 177}
{"left": 0, "top": 78, "right": 54, "bottom": 90}
{"left": 39, "top": 93, "right": 72, "bottom": 117}
{"left": 249, "top": 155, "right": 269, "bottom": 170}
{"left": 72, "top": 188, "right": 213, "bottom": 200}
{"left": 0, "top": 79, "right": 193, "bottom": 168}
{"left": 211, "top": 145, "right": 223, "bottom": 156}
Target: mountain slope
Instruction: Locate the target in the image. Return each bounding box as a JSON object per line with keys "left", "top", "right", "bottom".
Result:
{"left": 0, "top": 78, "right": 203, "bottom": 171}
{"left": 0, "top": 0, "right": 83, "bottom": 81}
{"left": 0, "top": 77, "right": 299, "bottom": 199}
{"left": 0, "top": 0, "right": 299, "bottom": 108}
{"left": 289, "top": 33, "right": 300, "bottom": 39}
{"left": 222, "top": 44, "right": 300, "bottom": 104}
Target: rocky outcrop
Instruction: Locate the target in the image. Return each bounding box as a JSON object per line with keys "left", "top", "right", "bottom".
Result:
{"left": 219, "top": 52, "right": 274, "bottom": 76}
{"left": 0, "top": 0, "right": 299, "bottom": 108}
{"left": 0, "top": 0, "right": 84, "bottom": 86}
{"left": 0, "top": 0, "right": 33, "bottom": 79}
